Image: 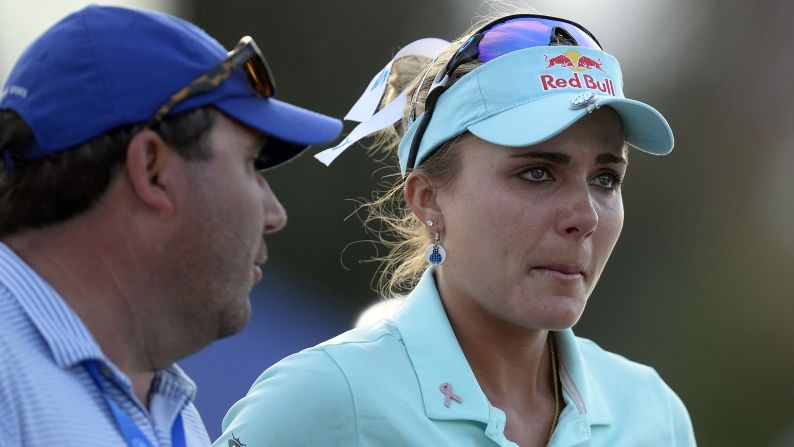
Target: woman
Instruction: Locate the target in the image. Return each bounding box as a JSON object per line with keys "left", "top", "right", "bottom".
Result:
{"left": 214, "top": 13, "right": 696, "bottom": 446}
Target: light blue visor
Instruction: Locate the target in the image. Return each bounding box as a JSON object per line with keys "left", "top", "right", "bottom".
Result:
{"left": 397, "top": 46, "right": 673, "bottom": 176}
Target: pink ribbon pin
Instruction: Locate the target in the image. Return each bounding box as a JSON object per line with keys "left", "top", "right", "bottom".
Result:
{"left": 440, "top": 383, "right": 462, "bottom": 408}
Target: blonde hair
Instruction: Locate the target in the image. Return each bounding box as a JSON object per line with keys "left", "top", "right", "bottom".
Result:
{"left": 363, "top": 5, "right": 535, "bottom": 296}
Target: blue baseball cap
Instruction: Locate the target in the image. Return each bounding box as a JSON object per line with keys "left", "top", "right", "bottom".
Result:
{"left": 398, "top": 46, "right": 673, "bottom": 175}
{"left": 0, "top": 5, "right": 342, "bottom": 168}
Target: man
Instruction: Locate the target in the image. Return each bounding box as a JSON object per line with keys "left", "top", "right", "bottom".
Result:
{"left": 0, "top": 5, "right": 341, "bottom": 446}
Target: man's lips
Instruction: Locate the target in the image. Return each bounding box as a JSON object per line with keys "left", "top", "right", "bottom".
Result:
{"left": 253, "top": 245, "right": 267, "bottom": 283}
{"left": 252, "top": 264, "right": 263, "bottom": 283}
{"left": 255, "top": 244, "right": 268, "bottom": 266}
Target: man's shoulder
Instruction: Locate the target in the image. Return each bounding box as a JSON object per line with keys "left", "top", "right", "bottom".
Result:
{"left": 0, "top": 321, "right": 108, "bottom": 445}
{"left": 0, "top": 285, "right": 45, "bottom": 366}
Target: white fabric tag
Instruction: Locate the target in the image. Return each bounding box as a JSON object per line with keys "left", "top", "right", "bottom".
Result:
{"left": 315, "top": 90, "right": 407, "bottom": 166}
{"left": 345, "top": 38, "right": 450, "bottom": 123}
{"left": 315, "top": 38, "right": 450, "bottom": 166}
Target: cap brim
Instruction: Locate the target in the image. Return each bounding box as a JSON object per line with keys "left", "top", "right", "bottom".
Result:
{"left": 467, "top": 94, "right": 673, "bottom": 155}
{"left": 215, "top": 96, "right": 342, "bottom": 168}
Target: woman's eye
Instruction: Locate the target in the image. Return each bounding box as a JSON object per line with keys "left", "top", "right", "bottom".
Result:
{"left": 522, "top": 167, "right": 551, "bottom": 182}
{"left": 592, "top": 173, "right": 621, "bottom": 190}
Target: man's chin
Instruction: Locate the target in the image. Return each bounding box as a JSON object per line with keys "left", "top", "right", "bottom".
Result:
{"left": 216, "top": 299, "right": 252, "bottom": 339}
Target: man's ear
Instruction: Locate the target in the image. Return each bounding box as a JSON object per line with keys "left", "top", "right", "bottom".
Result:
{"left": 124, "top": 129, "right": 179, "bottom": 219}
{"left": 404, "top": 170, "right": 444, "bottom": 232}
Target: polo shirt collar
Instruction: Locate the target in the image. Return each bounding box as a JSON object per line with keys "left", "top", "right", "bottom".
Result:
{"left": 393, "top": 268, "right": 612, "bottom": 428}
{"left": 394, "top": 268, "right": 490, "bottom": 423}
{"left": 555, "top": 327, "right": 613, "bottom": 426}
{"left": 0, "top": 242, "right": 197, "bottom": 401}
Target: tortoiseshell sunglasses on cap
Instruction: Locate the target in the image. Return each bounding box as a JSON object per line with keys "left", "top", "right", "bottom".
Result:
{"left": 148, "top": 36, "right": 275, "bottom": 126}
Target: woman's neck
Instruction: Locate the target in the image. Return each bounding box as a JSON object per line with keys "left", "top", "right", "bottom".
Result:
{"left": 436, "top": 271, "right": 561, "bottom": 446}
{"left": 445, "top": 295, "right": 552, "bottom": 403}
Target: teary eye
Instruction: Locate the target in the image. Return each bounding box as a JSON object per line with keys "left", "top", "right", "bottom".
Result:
{"left": 522, "top": 166, "right": 552, "bottom": 182}
{"left": 591, "top": 172, "right": 622, "bottom": 190}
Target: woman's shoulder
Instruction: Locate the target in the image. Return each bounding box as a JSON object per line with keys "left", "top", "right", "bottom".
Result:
{"left": 255, "top": 318, "right": 407, "bottom": 388}
{"left": 572, "top": 335, "right": 678, "bottom": 399}
{"left": 214, "top": 343, "right": 358, "bottom": 446}
{"left": 573, "top": 336, "right": 660, "bottom": 379}
{"left": 315, "top": 317, "right": 402, "bottom": 348}
{"left": 569, "top": 335, "right": 695, "bottom": 444}
{"left": 213, "top": 319, "right": 416, "bottom": 446}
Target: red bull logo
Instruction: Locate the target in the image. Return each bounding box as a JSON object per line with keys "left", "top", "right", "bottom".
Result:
{"left": 575, "top": 55, "right": 606, "bottom": 72}
{"left": 540, "top": 50, "right": 615, "bottom": 96}
{"left": 544, "top": 54, "right": 575, "bottom": 69}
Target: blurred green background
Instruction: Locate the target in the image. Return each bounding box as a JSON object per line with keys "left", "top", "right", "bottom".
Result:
{"left": 3, "top": 0, "right": 793, "bottom": 445}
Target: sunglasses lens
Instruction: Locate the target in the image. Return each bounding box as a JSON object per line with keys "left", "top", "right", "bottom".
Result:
{"left": 478, "top": 17, "right": 601, "bottom": 63}
{"left": 244, "top": 59, "right": 275, "bottom": 97}
{"left": 235, "top": 37, "right": 276, "bottom": 98}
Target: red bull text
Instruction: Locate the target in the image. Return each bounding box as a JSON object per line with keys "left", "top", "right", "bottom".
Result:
{"left": 540, "top": 51, "right": 615, "bottom": 96}
{"left": 539, "top": 72, "right": 615, "bottom": 95}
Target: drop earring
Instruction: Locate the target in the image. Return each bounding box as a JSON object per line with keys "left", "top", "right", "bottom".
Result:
{"left": 424, "top": 219, "right": 446, "bottom": 265}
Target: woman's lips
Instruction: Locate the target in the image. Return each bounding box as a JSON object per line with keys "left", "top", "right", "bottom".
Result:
{"left": 532, "top": 265, "right": 585, "bottom": 281}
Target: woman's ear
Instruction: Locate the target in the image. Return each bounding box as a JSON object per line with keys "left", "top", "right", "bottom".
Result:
{"left": 404, "top": 170, "right": 444, "bottom": 232}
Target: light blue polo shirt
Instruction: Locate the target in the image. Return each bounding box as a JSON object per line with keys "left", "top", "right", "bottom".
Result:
{"left": 215, "top": 269, "right": 696, "bottom": 446}
{"left": 0, "top": 243, "right": 210, "bottom": 446}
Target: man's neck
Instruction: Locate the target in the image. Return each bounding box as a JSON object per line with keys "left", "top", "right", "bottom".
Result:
{"left": 5, "top": 226, "right": 159, "bottom": 407}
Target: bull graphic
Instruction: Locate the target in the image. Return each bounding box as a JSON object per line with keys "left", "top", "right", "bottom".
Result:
{"left": 576, "top": 56, "right": 606, "bottom": 72}
{"left": 544, "top": 54, "right": 574, "bottom": 68}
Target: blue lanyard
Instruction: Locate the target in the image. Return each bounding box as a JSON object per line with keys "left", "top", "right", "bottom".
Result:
{"left": 83, "top": 360, "right": 186, "bottom": 447}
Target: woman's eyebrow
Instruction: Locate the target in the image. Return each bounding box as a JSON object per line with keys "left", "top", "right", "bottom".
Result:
{"left": 510, "top": 151, "right": 571, "bottom": 164}
{"left": 509, "top": 151, "right": 626, "bottom": 165}
{"left": 595, "top": 152, "right": 627, "bottom": 165}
